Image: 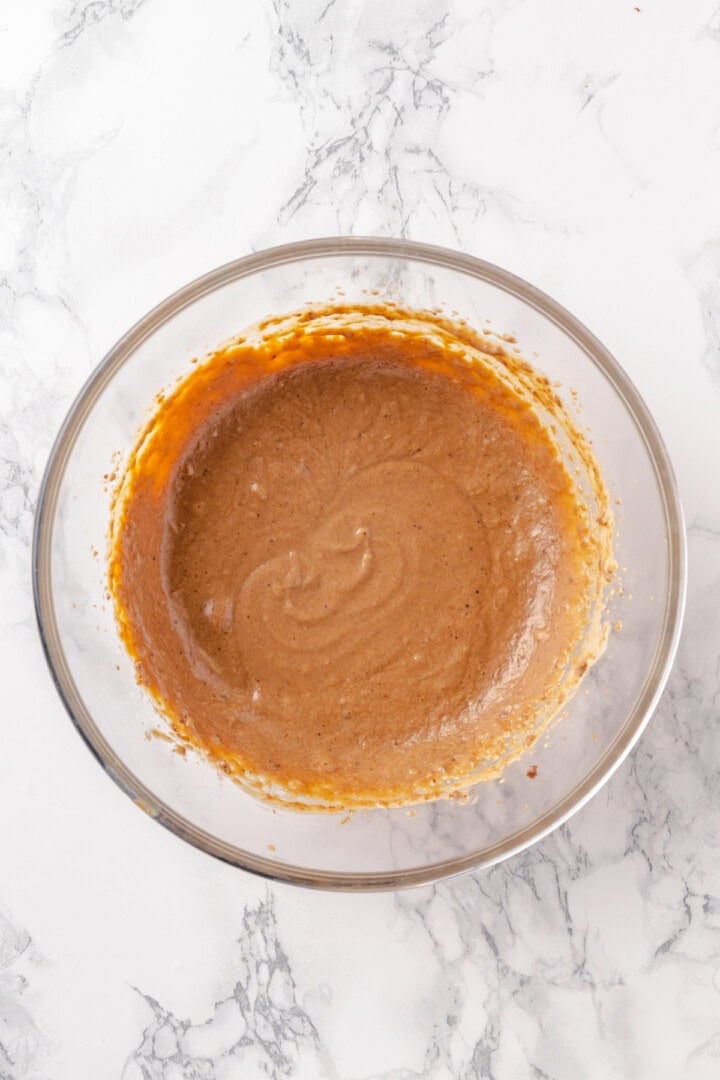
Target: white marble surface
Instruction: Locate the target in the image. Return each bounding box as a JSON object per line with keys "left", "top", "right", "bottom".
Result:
{"left": 1, "top": 0, "right": 720, "bottom": 1076}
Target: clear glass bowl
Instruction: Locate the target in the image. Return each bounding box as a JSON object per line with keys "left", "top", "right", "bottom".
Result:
{"left": 33, "top": 238, "right": 686, "bottom": 890}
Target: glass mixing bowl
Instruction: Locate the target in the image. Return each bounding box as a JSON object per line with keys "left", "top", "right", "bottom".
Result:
{"left": 33, "top": 238, "right": 686, "bottom": 890}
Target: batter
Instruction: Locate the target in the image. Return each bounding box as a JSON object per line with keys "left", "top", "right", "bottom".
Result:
{"left": 109, "top": 305, "right": 613, "bottom": 809}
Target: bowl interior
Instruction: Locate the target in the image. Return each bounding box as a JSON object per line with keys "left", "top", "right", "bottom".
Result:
{"left": 34, "top": 239, "right": 685, "bottom": 888}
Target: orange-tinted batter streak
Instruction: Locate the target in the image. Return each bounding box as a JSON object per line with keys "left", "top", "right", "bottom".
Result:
{"left": 109, "top": 305, "right": 614, "bottom": 810}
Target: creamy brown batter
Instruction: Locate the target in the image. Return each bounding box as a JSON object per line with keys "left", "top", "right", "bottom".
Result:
{"left": 110, "top": 305, "right": 614, "bottom": 810}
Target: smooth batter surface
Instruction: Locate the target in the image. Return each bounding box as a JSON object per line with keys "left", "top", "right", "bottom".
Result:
{"left": 110, "top": 307, "right": 613, "bottom": 809}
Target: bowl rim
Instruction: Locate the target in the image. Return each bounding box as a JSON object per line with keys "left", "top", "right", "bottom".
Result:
{"left": 32, "top": 236, "right": 687, "bottom": 891}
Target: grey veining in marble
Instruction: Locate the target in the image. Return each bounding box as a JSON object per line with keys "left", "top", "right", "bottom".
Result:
{"left": 2, "top": 0, "right": 720, "bottom": 1077}
{"left": 123, "top": 894, "right": 332, "bottom": 1079}
{"left": 0, "top": 905, "right": 45, "bottom": 1077}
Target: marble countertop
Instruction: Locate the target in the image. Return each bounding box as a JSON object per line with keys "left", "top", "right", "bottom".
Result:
{"left": 2, "top": 1, "right": 720, "bottom": 1076}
